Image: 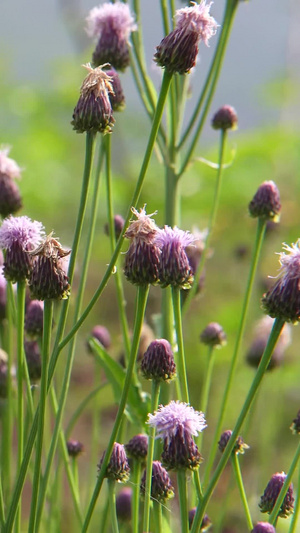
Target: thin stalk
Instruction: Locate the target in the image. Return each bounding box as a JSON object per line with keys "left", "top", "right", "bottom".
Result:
{"left": 104, "top": 134, "right": 130, "bottom": 362}
{"left": 81, "top": 285, "right": 150, "bottom": 533}
{"left": 183, "top": 129, "right": 227, "bottom": 311}
{"left": 160, "top": 0, "right": 170, "bottom": 35}
{"left": 131, "top": 460, "right": 141, "bottom": 533}
{"left": 197, "top": 346, "right": 215, "bottom": 451}
{"left": 193, "top": 470, "right": 203, "bottom": 501}
{"left": 58, "top": 71, "right": 173, "bottom": 355}
{"left": 190, "top": 317, "right": 285, "bottom": 533}
{"left": 231, "top": 453, "right": 253, "bottom": 530}
{"left": 0, "top": 473, "right": 5, "bottom": 527}
{"left": 153, "top": 501, "right": 163, "bottom": 533}
{"left": 28, "top": 299, "right": 53, "bottom": 533}
{"left": 269, "top": 441, "right": 300, "bottom": 525}
{"left": 178, "top": 0, "right": 239, "bottom": 178}
{"left": 171, "top": 288, "right": 189, "bottom": 402}
{"left": 177, "top": 469, "right": 188, "bottom": 533}
{"left": 107, "top": 481, "right": 119, "bottom": 533}
{"left": 289, "top": 460, "right": 300, "bottom": 533}
{"left": 203, "top": 217, "right": 267, "bottom": 486}
{"left": 143, "top": 380, "right": 161, "bottom": 533}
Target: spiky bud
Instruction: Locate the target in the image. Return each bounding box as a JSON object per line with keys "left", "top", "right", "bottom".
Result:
{"left": 125, "top": 434, "right": 148, "bottom": 463}
{"left": 24, "top": 341, "right": 41, "bottom": 382}
{"left": 0, "top": 148, "right": 22, "bottom": 218}
{"left": 290, "top": 410, "right": 300, "bottom": 435}
{"left": 188, "top": 508, "right": 212, "bottom": 531}
{"left": 249, "top": 181, "right": 281, "bottom": 222}
{"left": 28, "top": 233, "right": 71, "bottom": 301}
{"left": 104, "top": 214, "right": 125, "bottom": 240}
{"left": 116, "top": 488, "right": 132, "bottom": 522}
{"left": 251, "top": 523, "right": 276, "bottom": 533}
{"left": 211, "top": 105, "right": 238, "bottom": 131}
{"left": 24, "top": 300, "right": 44, "bottom": 337}
{"left": 200, "top": 322, "right": 227, "bottom": 347}
{"left": 72, "top": 63, "right": 114, "bottom": 134}
{"left": 140, "top": 461, "right": 174, "bottom": 503}
{"left": 155, "top": 226, "right": 194, "bottom": 289}
{"left": 98, "top": 442, "right": 130, "bottom": 483}
{"left": 141, "top": 339, "right": 176, "bottom": 382}
{"left": 154, "top": 2, "right": 218, "bottom": 74}
{"left": 218, "top": 430, "right": 249, "bottom": 455}
{"left": 67, "top": 440, "right": 84, "bottom": 458}
{"left": 259, "top": 472, "right": 294, "bottom": 518}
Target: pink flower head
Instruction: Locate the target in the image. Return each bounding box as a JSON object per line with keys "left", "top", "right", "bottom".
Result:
{"left": 86, "top": 2, "right": 137, "bottom": 41}
{"left": 176, "top": 1, "right": 218, "bottom": 47}
{"left": 0, "top": 216, "right": 44, "bottom": 251}
{"left": 278, "top": 241, "right": 300, "bottom": 280}
{"left": 155, "top": 225, "right": 195, "bottom": 249}
{"left": 155, "top": 226, "right": 195, "bottom": 289}
{"left": 0, "top": 147, "right": 21, "bottom": 180}
{"left": 147, "top": 400, "right": 207, "bottom": 442}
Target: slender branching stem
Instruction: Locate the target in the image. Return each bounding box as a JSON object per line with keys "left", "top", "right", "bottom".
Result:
{"left": 231, "top": 453, "right": 253, "bottom": 530}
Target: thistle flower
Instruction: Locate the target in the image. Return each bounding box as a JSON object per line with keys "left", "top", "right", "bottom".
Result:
{"left": 98, "top": 442, "right": 130, "bottom": 483}
{"left": 148, "top": 401, "right": 206, "bottom": 470}
{"left": 28, "top": 233, "right": 71, "bottom": 301}
{"left": 103, "top": 68, "right": 125, "bottom": 111}
{"left": 0, "top": 147, "right": 22, "bottom": 218}
{"left": 246, "top": 316, "right": 291, "bottom": 371}
{"left": 188, "top": 508, "right": 212, "bottom": 531}
{"left": 67, "top": 440, "right": 84, "bottom": 458}
{"left": 104, "top": 214, "right": 125, "bottom": 240}
{"left": 154, "top": 1, "right": 218, "bottom": 74}
{"left": 251, "top": 524, "right": 276, "bottom": 533}
{"left": 24, "top": 340, "right": 41, "bottom": 382}
{"left": 218, "top": 429, "right": 249, "bottom": 455}
{"left": 88, "top": 325, "right": 111, "bottom": 351}
{"left": 24, "top": 300, "right": 44, "bottom": 337}
{"left": 249, "top": 181, "right": 281, "bottom": 222}
{"left": 290, "top": 409, "right": 300, "bottom": 435}
{"left": 141, "top": 339, "right": 176, "bottom": 382}
{"left": 261, "top": 241, "right": 300, "bottom": 323}
{"left": 71, "top": 63, "right": 114, "bottom": 134}
{"left": 123, "top": 206, "right": 161, "bottom": 286}
{"left": 155, "top": 226, "right": 194, "bottom": 289}
{"left": 86, "top": 2, "right": 136, "bottom": 71}
{"left": 211, "top": 105, "right": 238, "bottom": 131}
{"left": 140, "top": 461, "right": 174, "bottom": 503}
{"left": 116, "top": 488, "right": 132, "bottom": 522}
{"left": 259, "top": 472, "right": 294, "bottom": 518}
{"left": 200, "top": 322, "right": 227, "bottom": 347}
{"left": 0, "top": 216, "right": 45, "bottom": 283}
{"left": 125, "top": 434, "right": 148, "bottom": 464}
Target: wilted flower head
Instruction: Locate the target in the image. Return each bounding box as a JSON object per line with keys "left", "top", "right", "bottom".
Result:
{"left": 86, "top": 2, "right": 136, "bottom": 70}
{"left": 259, "top": 472, "right": 294, "bottom": 518}
{"left": 24, "top": 340, "right": 41, "bottom": 382}
{"left": 188, "top": 508, "right": 212, "bottom": 531}
{"left": 249, "top": 181, "right": 281, "bottom": 222}
{"left": 251, "top": 524, "right": 276, "bottom": 533}
{"left": 0, "top": 147, "right": 22, "bottom": 218}
{"left": 116, "top": 487, "right": 132, "bottom": 522}
{"left": 290, "top": 409, "right": 300, "bottom": 435}
{"left": 140, "top": 461, "right": 174, "bottom": 503}
{"left": 141, "top": 339, "right": 176, "bottom": 382}
{"left": 211, "top": 105, "right": 238, "bottom": 131}
{"left": 261, "top": 241, "right": 300, "bottom": 323}
{"left": 155, "top": 226, "right": 194, "bottom": 289}
{"left": 154, "top": 1, "right": 218, "bottom": 74}
{"left": 72, "top": 63, "right": 114, "bottom": 134}
{"left": 124, "top": 206, "right": 161, "bottom": 286}
{"left": 148, "top": 401, "right": 206, "bottom": 470}
{"left": 67, "top": 440, "right": 84, "bottom": 458}
{"left": 246, "top": 316, "right": 291, "bottom": 370}
{"left": 125, "top": 434, "right": 148, "bottom": 463}
{"left": 98, "top": 442, "right": 130, "bottom": 483}
{"left": 200, "top": 322, "right": 227, "bottom": 347}
{"left": 0, "top": 216, "right": 45, "bottom": 283}
{"left": 28, "top": 233, "right": 71, "bottom": 301}
{"left": 218, "top": 430, "right": 249, "bottom": 455}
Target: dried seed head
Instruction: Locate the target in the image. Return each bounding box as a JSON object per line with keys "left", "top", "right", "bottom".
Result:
{"left": 67, "top": 440, "right": 84, "bottom": 458}
{"left": 86, "top": 2, "right": 136, "bottom": 71}
{"left": 24, "top": 341, "right": 41, "bottom": 382}
{"left": 98, "top": 442, "right": 130, "bottom": 483}
{"left": 249, "top": 181, "right": 281, "bottom": 222}
{"left": 259, "top": 472, "right": 294, "bottom": 518}
{"left": 154, "top": 1, "right": 218, "bottom": 74}
{"left": 116, "top": 488, "right": 132, "bottom": 522}
{"left": 141, "top": 339, "right": 176, "bottom": 382}
{"left": 155, "top": 226, "right": 195, "bottom": 289}
{"left": 125, "top": 434, "right": 148, "bottom": 463}
{"left": 200, "top": 322, "right": 227, "bottom": 347}
{"left": 140, "top": 461, "right": 174, "bottom": 503}
{"left": 211, "top": 105, "right": 238, "bottom": 131}
{"left": 24, "top": 300, "right": 44, "bottom": 337}
{"left": 72, "top": 63, "right": 114, "bottom": 134}
{"left": 218, "top": 430, "right": 249, "bottom": 455}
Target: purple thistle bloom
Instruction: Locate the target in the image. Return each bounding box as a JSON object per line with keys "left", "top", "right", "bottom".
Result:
{"left": 147, "top": 400, "right": 206, "bottom": 442}
{"left": 86, "top": 2, "right": 136, "bottom": 71}
{"left": 155, "top": 226, "right": 195, "bottom": 289}
{"left": 0, "top": 216, "right": 45, "bottom": 283}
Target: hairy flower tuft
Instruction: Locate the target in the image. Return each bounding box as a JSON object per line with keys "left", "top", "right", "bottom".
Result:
{"left": 155, "top": 226, "right": 195, "bottom": 289}
{"left": 148, "top": 400, "right": 206, "bottom": 441}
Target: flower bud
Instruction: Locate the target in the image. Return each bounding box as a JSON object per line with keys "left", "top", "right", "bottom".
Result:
{"left": 249, "top": 181, "right": 281, "bottom": 222}
{"left": 188, "top": 508, "right": 212, "bottom": 531}
{"left": 141, "top": 339, "right": 176, "bottom": 382}
{"left": 98, "top": 442, "right": 130, "bottom": 483}
{"left": 24, "top": 300, "right": 44, "bottom": 337}
{"left": 0, "top": 148, "right": 22, "bottom": 218}
{"left": 104, "top": 214, "right": 125, "bottom": 240}
{"left": 211, "top": 105, "right": 238, "bottom": 131}
{"left": 290, "top": 410, "right": 300, "bottom": 435}
{"left": 67, "top": 439, "right": 84, "bottom": 458}
{"left": 140, "top": 461, "right": 174, "bottom": 503}
{"left": 155, "top": 226, "right": 194, "bottom": 289}
{"left": 251, "top": 523, "right": 276, "bottom": 533}
{"left": 218, "top": 430, "right": 249, "bottom": 455}
{"left": 200, "top": 322, "right": 227, "bottom": 347}
{"left": 24, "top": 341, "right": 41, "bottom": 382}
{"left": 116, "top": 488, "right": 132, "bottom": 522}
{"left": 88, "top": 325, "right": 111, "bottom": 351}
{"left": 259, "top": 472, "right": 294, "bottom": 518}
{"left": 125, "top": 434, "right": 148, "bottom": 463}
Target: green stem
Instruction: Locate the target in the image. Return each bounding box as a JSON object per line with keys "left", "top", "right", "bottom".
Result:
{"left": 81, "top": 285, "right": 149, "bottom": 532}
{"left": 190, "top": 317, "right": 285, "bottom": 533}
{"left": 171, "top": 288, "right": 189, "bottom": 402}
{"left": 177, "top": 469, "right": 188, "bottom": 533}
{"left": 269, "top": 441, "right": 300, "bottom": 525}
{"left": 197, "top": 346, "right": 215, "bottom": 451}
{"left": 183, "top": 129, "right": 227, "bottom": 311}
{"left": 153, "top": 501, "right": 163, "bottom": 533}
{"left": 28, "top": 299, "right": 53, "bottom": 533}
{"left": 58, "top": 71, "right": 173, "bottom": 355}
{"left": 131, "top": 460, "right": 141, "bottom": 533}
{"left": 193, "top": 470, "right": 203, "bottom": 502}
{"left": 107, "top": 481, "right": 119, "bottom": 533}
{"left": 143, "top": 380, "right": 161, "bottom": 533}
{"left": 203, "top": 217, "right": 266, "bottom": 486}
{"left": 160, "top": 0, "right": 170, "bottom": 35}
{"left": 289, "top": 458, "right": 300, "bottom": 533}
{"left": 231, "top": 453, "right": 253, "bottom": 530}
{"left": 0, "top": 472, "right": 5, "bottom": 527}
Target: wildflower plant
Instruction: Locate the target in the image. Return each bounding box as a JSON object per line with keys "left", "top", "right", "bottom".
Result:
{"left": 0, "top": 1, "right": 300, "bottom": 533}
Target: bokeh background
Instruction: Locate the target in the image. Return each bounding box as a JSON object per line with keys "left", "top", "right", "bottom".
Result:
{"left": 1, "top": 1, "right": 300, "bottom": 531}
